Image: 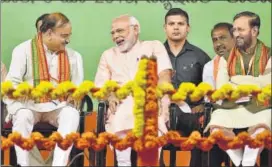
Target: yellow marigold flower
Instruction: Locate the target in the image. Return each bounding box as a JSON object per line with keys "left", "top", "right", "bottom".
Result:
{"left": 12, "top": 82, "right": 33, "bottom": 98}
{"left": 178, "top": 82, "right": 196, "bottom": 94}
{"left": 133, "top": 86, "right": 145, "bottom": 98}
{"left": 36, "top": 81, "right": 54, "bottom": 93}
{"left": 134, "top": 98, "right": 145, "bottom": 108}
{"left": 138, "top": 58, "right": 148, "bottom": 70}
{"left": 171, "top": 92, "right": 186, "bottom": 101}
{"left": 31, "top": 89, "right": 43, "bottom": 100}
{"left": 31, "top": 81, "right": 54, "bottom": 99}
{"left": 157, "top": 82, "right": 174, "bottom": 93}
{"left": 197, "top": 82, "right": 213, "bottom": 94}
{"left": 262, "top": 84, "right": 271, "bottom": 97}
{"left": 51, "top": 81, "right": 76, "bottom": 98}
{"left": 93, "top": 91, "right": 106, "bottom": 100}
{"left": 156, "top": 88, "right": 163, "bottom": 98}
{"left": 72, "top": 81, "right": 95, "bottom": 100}
{"left": 115, "top": 81, "right": 133, "bottom": 99}
{"left": 257, "top": 84, "right": 272, "bottom": 104}
{"left": 220, "top": 84, "right": 234, "bottom": 95}
{"left": 1, "top": 81, "right": 14, "bottom": 96}
{"left": 211, "top": 90, "right": 224, "bottom": 101}
{"left": 190, "top": 89, "right": 204, "bottom": 102}
{"left": 257, "top": 93, "right": 266, "bottom": 103}
{"left": 104, "top": 80, "right": 119, "bottom": 92}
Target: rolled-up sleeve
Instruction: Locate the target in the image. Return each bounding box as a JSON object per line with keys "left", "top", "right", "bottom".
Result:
{"left": 94, "top": 51, "right": 111, "bottom": 87}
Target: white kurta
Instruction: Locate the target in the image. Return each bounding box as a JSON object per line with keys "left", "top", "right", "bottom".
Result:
{"left": 4, "top": 39, "right": 84, "bottom": 114}
{"left": 205, "top": 57, "right": 272, "bottom": 132}
{"left": 95, "top": 40, "right": 173, "bottom": 134}
{"left": 202, "top": 56, "right": 218, "bottom": 89}
{"left": 3, "top": 39, "right": 84, "bottom": 166}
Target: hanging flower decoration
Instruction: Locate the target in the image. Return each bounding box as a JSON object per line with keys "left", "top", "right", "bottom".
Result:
{"left": 132, "top": 57, "right": 148, "bottom": 137}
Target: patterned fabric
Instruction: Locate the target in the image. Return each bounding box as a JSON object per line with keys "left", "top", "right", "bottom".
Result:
{"left": 31, "top": 33, "right": 70, "bottom": 102}
{"left": 227, "top": 40, "right": 270, "bottom": 77}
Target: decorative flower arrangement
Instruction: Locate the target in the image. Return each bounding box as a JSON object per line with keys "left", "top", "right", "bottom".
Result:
{"left": 1, "top": 80, "right": 271, "bottom": 105}
{"left": 2, "top": 129, "right": 271, "bottom": 152}
{"left": 1, "top": 57, "right": 271, "bottom": 166}
{"left": 137, "top": 56, "right": 159, "bottom": 166}
{"left": 132, "top": 57, "right": 148, "bottom": 137}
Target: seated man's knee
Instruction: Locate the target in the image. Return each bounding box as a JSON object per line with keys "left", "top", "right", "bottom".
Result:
{"left": 12, "top": 109, "right": 34, "bottom": 124}
{"left": 60, "top": 106, "right": 80, "bottom": 121}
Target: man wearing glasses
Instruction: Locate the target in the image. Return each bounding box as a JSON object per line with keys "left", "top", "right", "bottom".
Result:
{"left": 3, "top": 12, "right": 84, "bottom": 166}
{"left": 95, "top": 14, "right": 173, "bottom": 166}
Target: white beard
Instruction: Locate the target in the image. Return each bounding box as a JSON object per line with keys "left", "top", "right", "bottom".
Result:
{"left": 117, "top": 29, "right": 136, "bottom": 53}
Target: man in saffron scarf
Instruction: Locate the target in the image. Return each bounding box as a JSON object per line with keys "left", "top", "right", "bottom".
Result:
{"left": 205, "top": 11, "right": 271, "bottom": 167}
{"left": 94, "top": 15, "right": 172, "bottom": 166}
{"left": 203, "top": 22, "right": 235, "bottom": 89}
{"left": 3, "top": 12, "right": 84, "bottom": 166}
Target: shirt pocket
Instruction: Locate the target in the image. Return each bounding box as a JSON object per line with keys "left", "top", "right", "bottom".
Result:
{"left": 181, "top": 62, "right": 202, "bottom": 84}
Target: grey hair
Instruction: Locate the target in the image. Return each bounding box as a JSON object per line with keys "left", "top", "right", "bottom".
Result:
{"left": 129, "top": 16, "right": 141, "bottom": 33}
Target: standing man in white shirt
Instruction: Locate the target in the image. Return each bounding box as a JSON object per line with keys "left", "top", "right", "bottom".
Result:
{"left": 4, "top": 12, "right": 84, "bottom": 166}
{"left": 202, "top": 22, "right": 234, "bottom": 167}
{"left": 202, "top": 22, "right": 234, "bottom": 89}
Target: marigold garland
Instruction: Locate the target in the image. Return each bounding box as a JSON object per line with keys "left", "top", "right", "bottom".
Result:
{"left": 2, "top": 130, "right": 271, "bottom": 151}
{"left": 31, "top": 81, "right": 54, "bottom": 100}
{"left": 132, "top": 57, "right": 148, "bottom": 137}
{"left": 1, "top": 57, "right": 271, "bottom": 166}
{"left": 137, "top": 57, "right": 159, "bottom": 166}
{"left": 1, "top": 81, "right": 271, "bottom": 106}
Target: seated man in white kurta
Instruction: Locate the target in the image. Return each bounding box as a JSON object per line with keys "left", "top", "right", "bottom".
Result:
{"left": 94, "top": 15, "right": 172, "bottom": 166}
{"left": 205, "top": 11, "right": 271, "bottom": 167}
{"left": 3, "top": 12, "right": 84, "bottom": 166}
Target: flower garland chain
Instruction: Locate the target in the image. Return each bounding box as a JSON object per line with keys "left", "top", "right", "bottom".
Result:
{"left": 2, "top": 130, "right": 271, "bottom": 151}
{"left": 132, "top": 57, "right": 148, "bottom": 137}
{"left": 1, "top": 82, "right": 271, "bottom": 106}
{"left": 1, "top": 57, "right": 271, "bottom": 166}
{"left": 137, "top": 56, "right": 159, "bottom": 166}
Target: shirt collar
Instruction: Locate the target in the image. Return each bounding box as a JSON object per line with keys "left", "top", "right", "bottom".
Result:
{"left": 164, "top": 40, "right": 194, "bottom": 56}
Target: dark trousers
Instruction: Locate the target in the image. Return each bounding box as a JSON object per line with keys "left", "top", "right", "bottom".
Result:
{"left": 176, "top": 105, "right": 228, "bottom": 167}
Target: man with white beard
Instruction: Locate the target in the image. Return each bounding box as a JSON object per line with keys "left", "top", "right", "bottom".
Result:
{"left": 94, "top": 14, "right": 173, "bottom": 166}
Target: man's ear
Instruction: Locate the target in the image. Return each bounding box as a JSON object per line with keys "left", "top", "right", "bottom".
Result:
{"left": 134, "top": 25, "right": 139, "bottom": 34}
{"left": 252, "top": 26, "right": 259, "bottom": 37}
{"left": 45, "top": 29, "right": 53, "bottom": 39}
{"left": 187, "top": 24, "right": 191, "bottom": 34}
